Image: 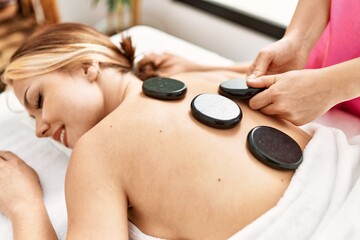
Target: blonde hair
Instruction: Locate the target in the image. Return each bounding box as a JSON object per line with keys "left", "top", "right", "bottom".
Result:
{"left": 2, "top": 23, "right": 135, "bottom": 85}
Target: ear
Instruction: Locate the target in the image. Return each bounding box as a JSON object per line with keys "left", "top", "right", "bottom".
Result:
{"left": 82, "top": 61, "right": 100, "bottom": 82}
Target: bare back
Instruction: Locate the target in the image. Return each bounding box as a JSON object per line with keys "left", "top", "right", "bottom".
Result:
{"left": 66, "top": 71, "right": 310, "bottom": 240}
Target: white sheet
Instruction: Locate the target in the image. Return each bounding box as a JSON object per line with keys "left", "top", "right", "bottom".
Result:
{"left": 1, "top": 25, "right": 359, "bottom": 240}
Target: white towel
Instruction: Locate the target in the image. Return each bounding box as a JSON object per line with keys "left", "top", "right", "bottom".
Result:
{"left": 228, "top": 124, "right": 360, "bottom": 240}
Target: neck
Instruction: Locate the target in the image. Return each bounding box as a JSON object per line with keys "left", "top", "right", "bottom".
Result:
{"left": 99, "top": 68, "right": 135, "bottom": 115}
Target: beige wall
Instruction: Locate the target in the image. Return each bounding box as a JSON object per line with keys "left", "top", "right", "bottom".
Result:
{"left": 57, "top": 0, "right": 280, "bottom": 62}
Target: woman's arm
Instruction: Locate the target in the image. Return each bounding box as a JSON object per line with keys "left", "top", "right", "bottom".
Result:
{"left": 11, "top": 202, "right": 57, "bottom": 240}
{"left": 65, "top": 140, "right": 129, "bottom": 240}
{"left": 135, "top": 53, "right": 250, "bottom": 80}
{"left": 0, "top": 151, "right": 57, "bottom": 240}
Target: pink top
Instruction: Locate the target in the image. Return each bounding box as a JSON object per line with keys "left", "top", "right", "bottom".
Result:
{"left": 305, "top": 0, "right": 360, "bottom": 118}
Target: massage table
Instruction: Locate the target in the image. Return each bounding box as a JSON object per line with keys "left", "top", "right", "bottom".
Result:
{"left": 1, "top": 25, "right": 360, "bottom": 240}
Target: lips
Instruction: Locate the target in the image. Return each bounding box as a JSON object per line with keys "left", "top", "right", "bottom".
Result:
{"left": 53, "top": 126, "right": 68, "bottom": 147}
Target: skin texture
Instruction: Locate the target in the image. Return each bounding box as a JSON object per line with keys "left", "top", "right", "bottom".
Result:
{"left": 2, "top": 59, "right": 310, "bottom": 239}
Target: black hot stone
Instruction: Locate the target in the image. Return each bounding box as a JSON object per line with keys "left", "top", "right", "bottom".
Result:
{"left": 191, "top": 93, "right": 242, "bottom": 129}
{"left": 247, "top": 126, "right": 303, "bottom": 170}
{"left": 219, "top": 77, "right": 265, "bottom": 100}
{"left": 142, "top": 77, "right": 187, "bottom": 100}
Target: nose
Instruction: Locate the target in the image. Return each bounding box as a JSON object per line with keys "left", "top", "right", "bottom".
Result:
{"left": 35, "top": 117, "right": 50, "bottom": 138}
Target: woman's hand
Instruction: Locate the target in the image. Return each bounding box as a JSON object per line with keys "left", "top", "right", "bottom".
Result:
{"left": 135, "top": 53, "right": 204, "bottom": 80}
{"left": 247, "top": 69, "right": 336, "bottom": 125}
{"left": 0, "top": 151, "right": 43, "bottom": 219}
{"left": 0, "top": 151, "right": 57, "bottom": 239}
{"left": 247, "top": 36, "right": 309, "bottom": 78}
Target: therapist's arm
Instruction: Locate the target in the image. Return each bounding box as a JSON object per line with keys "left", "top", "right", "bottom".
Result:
{"left": 285, "top": 0, "right": 330, "bottom": 52}
{"left": 324, "top": 57, "right": 360, "bottom": 104}
{"left": 247, "top": 0, "right": 331, "bottom": 77}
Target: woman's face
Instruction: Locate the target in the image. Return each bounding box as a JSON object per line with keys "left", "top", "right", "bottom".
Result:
{"left": 13, "top": 67, "right": 107, "bottom": 148}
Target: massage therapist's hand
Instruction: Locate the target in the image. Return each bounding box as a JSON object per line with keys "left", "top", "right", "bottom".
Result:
{"left": 247, "top": 69, "right": 336, "bottom": 125}
{"left": 0, "top": 151, "right": 43, "bottom": 218}
{"left": 136, "top": 53, "right": 204, "bottom": 80}
{"left": 247, "top": 36, "right": 309, "bottom": 78}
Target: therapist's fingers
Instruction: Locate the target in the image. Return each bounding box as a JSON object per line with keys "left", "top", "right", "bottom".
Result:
{"left": 247, "top": 51, "right": 274, "bottom": 78}
{"left": 248, "top": 74, "right": 283, "bottom": 110}
{"left": 248, "top": 89, "right": 274, "bottom": 110}
{"left": 246, "top": 74, "right": 279, "bottom": 88}
{"left": 258, "top": 103, "right": 285, "bottom": 116}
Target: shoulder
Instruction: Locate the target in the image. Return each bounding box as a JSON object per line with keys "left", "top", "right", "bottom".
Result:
{"left": 67, "top": 115, "right": 143, "bottom": 178}
{"left": 66, "top": 135, "right": 102, "bottom": 184}
{"left": 68, "top": 125, "right": 119, "bottom": 171}
{"left": 66, "top": 120, "right": 122, "bottom": 177}
{"left": 65, "top": 128, "right": 128, "bottom": 199}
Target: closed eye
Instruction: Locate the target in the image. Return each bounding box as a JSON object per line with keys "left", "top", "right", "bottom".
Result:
{"left": 36, "top": 93, "right": 43, "bottom": 109}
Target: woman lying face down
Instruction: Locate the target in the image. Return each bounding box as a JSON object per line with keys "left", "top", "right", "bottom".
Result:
{"left": 1, "top": 23, "right": 311, "bottom": 240}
